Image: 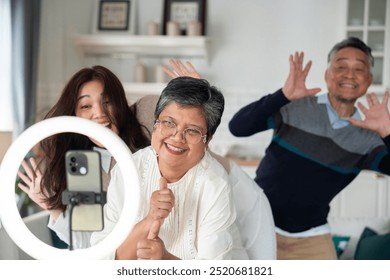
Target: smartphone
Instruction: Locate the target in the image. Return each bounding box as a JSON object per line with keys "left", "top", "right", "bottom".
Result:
{"left": 65, "top": 150, "right": 104, "bottom": 231}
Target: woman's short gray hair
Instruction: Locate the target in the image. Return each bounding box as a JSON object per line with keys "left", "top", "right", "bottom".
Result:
{"left": 154, "top": 77, "right": 225, "bottom": 140}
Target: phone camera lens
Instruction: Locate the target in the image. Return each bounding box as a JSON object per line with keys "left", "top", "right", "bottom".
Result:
{"left": 70, "top": 157, "right": 76, "bottom": 163}
{"left": 71, "top": 166, "right": 77, "bottom": 173}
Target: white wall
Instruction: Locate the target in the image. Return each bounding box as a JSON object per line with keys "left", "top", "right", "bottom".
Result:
{"left": 37, "top": 0, "right": 347, "bottom": 157}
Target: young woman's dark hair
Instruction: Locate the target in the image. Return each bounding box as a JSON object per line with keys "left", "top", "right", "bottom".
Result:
{"left": 39, "top": 65, "right": 150, "bottom": 211}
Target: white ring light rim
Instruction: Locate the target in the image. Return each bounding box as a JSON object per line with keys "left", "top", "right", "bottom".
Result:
{"left": 0, "top": 116, "right": 139, "bottom": 259}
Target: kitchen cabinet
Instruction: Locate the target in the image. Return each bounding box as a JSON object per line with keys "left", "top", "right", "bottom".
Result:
{"left": 346, "top": 0, "right": 390, "bottom": 91}
{"left": 329, "top": 171, "right": 390, "bottom": 218}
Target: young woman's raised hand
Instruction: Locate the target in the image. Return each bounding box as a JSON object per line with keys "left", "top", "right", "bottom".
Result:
{"left": 17, "top": 157, "right": 48, "bottom": 210}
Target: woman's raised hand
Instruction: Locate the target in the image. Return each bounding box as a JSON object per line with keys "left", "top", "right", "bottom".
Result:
{"left": 17, "top": 157, "right": 49, "bottom": 210}
{"left": 163, "top": 58, "right": 202, "bottom": 79}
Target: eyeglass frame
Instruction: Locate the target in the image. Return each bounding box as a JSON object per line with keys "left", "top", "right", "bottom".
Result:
{"left": 154, "top": 119, "right": 208, "bottom": 144}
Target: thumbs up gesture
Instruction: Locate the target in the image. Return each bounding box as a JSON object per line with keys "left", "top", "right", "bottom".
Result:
{"left": 147, "top": 219, "right": 161, "bottom": 240}
{"left": 137, "top": 220, "right": 166, "bottom": 260}
{"left": 137, "top": 178, "right": 180, "bottom": 260}
{"left": 147, "top": 177, "right": 175, "bottom": 222}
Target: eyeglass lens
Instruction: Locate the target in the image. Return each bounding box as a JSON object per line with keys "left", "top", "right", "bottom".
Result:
{"left": 158, "top": 120, "right": 204, "bottom": 144}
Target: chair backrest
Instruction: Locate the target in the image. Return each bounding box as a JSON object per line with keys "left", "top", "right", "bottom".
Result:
{"left": 132, "top": 95, "right": 160, "bottom": 141}
{"left": 210, "top": 151, "right": 276, "bottom": 259}
{"left": 0, "top": 131, "right": 12, "bottom": 163}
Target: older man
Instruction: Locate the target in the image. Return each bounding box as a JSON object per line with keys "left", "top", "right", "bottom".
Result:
{"left": 229, "top": 37, "right": 390, "bottom": 259}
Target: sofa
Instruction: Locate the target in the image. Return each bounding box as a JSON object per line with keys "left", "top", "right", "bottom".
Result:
{"left": 329, "top": 216, "right": 390, "bottom": 260}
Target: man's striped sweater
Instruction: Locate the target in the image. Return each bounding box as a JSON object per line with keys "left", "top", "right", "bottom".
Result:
{"left": 229, "top": 89, "right": 390, "bottom": 233}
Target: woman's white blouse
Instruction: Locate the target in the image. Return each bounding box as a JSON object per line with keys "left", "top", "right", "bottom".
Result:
{"left": 91, "top": 147, "right": 246, "bottom": 259}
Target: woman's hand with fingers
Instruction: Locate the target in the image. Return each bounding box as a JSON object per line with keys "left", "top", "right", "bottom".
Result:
{"left": 163, "top": 58, "right": 202, "bottom": 79}
{"left": 146, "top": 177, "right": 175, "bottom": 222}
{"left": 136, "top": 220, "right": 179, "bottom": 260}
{"left": 17, "top": 157, "right": 49, "bottom": 210}
{"left": 137, "top": 220, "right": 165, "bottom": 260}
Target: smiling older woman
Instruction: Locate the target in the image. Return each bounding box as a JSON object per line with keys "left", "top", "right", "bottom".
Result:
{"left": 91, "top": 76, "right": 247, "bottom": 260}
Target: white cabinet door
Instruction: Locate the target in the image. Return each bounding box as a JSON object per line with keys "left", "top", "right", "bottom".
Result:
{"left": 329, "top": 170, "right": 389, "bottom": 218}
{"left": 346, "top": 0, "right": 390, "bottom": 91}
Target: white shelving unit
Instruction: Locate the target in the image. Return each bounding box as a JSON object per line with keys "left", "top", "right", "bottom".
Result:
{"left": 73, "top": 34, "right": 210, "bottom": 60}
{"left": 72, "top": 34, "right": 210, "bottom": 96}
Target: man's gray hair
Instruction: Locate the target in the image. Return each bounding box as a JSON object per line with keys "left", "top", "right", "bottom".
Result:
{"left": 327, "top": 37, "right": 374, "bottom": 69}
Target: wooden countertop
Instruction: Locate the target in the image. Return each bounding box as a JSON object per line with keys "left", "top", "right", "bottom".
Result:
{"left": 227, "top": 157, "right": 261, "bottom": 166}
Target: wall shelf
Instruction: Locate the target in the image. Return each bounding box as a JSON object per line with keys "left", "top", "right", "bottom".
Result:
{"left": 123, "top": 82, "right": 166, "bottom": 103}
{"left": 73, "top": 34, "right": 210, "bottom": 60}
{"left": 72, "top": 34, "right": 211, "bottom": 97}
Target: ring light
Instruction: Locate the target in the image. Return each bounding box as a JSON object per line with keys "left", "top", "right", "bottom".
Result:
{"left": 0, "top": 116, "right": 140, "bottom": 259}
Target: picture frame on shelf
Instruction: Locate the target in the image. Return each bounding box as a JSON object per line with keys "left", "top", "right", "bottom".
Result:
{"left": 91, "top": 0, "right": 136, "bottom": 34}
{"left": 162, "top": 0, "right": 206, "bottom": 35}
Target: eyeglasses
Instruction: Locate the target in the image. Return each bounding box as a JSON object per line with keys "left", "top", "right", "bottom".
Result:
{"left": 155, "top": 119, "right": 207, "bottom": 144}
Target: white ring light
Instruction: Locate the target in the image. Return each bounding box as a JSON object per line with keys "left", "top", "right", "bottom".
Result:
{"left": 0, "top": 116, "right": 140, "bottom": 259}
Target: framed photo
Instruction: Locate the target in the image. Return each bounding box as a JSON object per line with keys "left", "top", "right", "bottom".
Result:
{"left": 91, "top": 0, "right": 136, "bottom": 34}
{"left": 163, "top": 0, "right": 206, "bottom": 35}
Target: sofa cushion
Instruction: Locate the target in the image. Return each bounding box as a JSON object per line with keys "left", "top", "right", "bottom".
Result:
{"left": 332, "top": 235, "right": 350, "bottom": 258}
{"left": 328, "top": 217, "right": 390, "bottom": 259}
{"left": 354, "top": 227, "right": 390, "bottom": 260}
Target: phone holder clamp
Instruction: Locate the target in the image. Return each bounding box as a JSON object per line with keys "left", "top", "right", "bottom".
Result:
{"left": 61, "top": 190, "right": 107, "bottom": 206}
